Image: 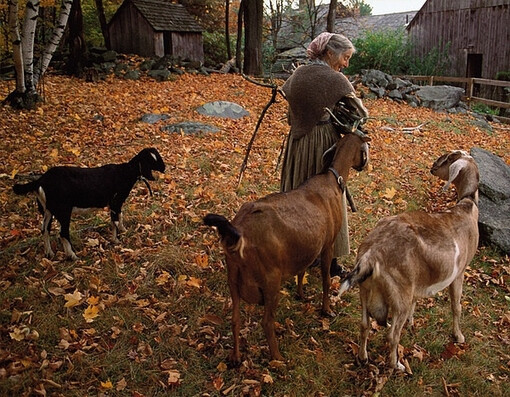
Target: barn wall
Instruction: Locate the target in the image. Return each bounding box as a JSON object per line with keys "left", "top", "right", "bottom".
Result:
{"left": 108, "top": 3, "right": 156, "bottom": 57}
{"left": 168, "top": 32, "right": 204, "bottom": 63}
{"left": 408, "top": 0, "right": 510, "bottom": 79}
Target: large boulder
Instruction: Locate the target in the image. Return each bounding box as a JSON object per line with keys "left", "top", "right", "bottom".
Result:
{"left": 471, "top": 147, "right": 510, "bottom": 253}
{"left": 415, "top": 85, "right": 464, "bottom": 111}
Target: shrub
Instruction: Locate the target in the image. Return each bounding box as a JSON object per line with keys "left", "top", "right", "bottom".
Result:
{"left": 203, "top": 31, "right": 231, "bottom": 67}
{"left": 346, "top": 28, "right": 451, "bottom": 76}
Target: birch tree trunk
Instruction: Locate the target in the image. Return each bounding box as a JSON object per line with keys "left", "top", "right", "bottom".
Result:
{"left": 8, "top": 0, "right": 25, "bottom": 94}
{"left": 21, "top": 0, "right": 40, "bottom": 92}
{"left": 34, "top": 0, "right": 73, "bottom": 86}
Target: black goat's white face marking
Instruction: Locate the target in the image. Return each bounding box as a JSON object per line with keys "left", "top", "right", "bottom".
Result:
{"left": 150, "top": 152, "right": 158, "bottom": 162}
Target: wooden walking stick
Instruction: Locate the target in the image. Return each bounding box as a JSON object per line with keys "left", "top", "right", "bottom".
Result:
{"left": 237, "top": 75, "right": 285, "bottom": 188}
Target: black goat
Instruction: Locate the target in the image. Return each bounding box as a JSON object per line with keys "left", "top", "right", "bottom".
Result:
{"left": 13, "top": 148, "right": 165, "bottom": 259}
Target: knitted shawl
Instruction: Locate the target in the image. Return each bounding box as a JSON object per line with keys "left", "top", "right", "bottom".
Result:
{"left": 282, "top": 63, "right": 355, "bottom": 139}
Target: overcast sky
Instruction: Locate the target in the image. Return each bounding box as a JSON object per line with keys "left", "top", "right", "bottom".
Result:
{"left": 363, "top": 0, "right": 426, "bottom": 15}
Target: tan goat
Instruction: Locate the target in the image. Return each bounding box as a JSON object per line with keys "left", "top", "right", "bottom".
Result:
{"left": 338, "top": 150, "right": 479, "bottom": 371}
{"left": 204, "top": 132, "right": 370, "bottom": 363}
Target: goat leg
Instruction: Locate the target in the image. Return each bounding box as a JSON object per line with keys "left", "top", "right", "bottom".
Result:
{"left": 262, "top": 283, "right": 284, "bottom": 361}
{"left": 41, "top": 210, "right": 55, "bottom": 258}
{"left": 449, "top": 276, "right": 465, "bottom": 343}
{"left": 407, "top": 302, "right": 417, "bottom": 328}
{"left": 57, "top": 212, "right": 78, "bottom": 260}
{"left": 229, "top": 290, "right": 242, "bottom": 364}
{"left": 110, "top": 208, "right": 125, "bottom": 243}
{"left": 387, "top": 310, "right": 408, "bottom": 371}
{"left": 320, "top": 250, "right": 334, "bottom": 317}
{"left": 359, "top": 288, "right": 370, "bottom": 363}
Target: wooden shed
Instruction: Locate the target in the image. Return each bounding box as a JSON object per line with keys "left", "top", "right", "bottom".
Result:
{"left": 407, "top": 0, "right": 510, "bottom": 79}
{"left": 108, "top": 0, "right": 204, "bottom": 62}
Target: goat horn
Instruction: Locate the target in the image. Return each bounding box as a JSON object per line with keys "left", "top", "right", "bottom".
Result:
{"left": 324, "top": 107, "right": 369, "bottom": 140}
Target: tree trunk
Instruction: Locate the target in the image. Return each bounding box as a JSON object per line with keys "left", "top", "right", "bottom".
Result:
{"left": 66, "top": 0, "right": 86, "bottom": 77}
{"left": 21, "top": 0, "right": 40, "bottom": 92}
{"left": 8, "top": 0, "right": 25, "bottom": 94}
{"left": 4, "top": 0, "right": 72, "bottom": 109}
{"left": 4, "top": 0, "right": 41, "bottom": 109}
{"left": 94, "top": 0, "right": 110, "bottom": 49}
{"left": 243, "top": 0, "right": 263, "bottom": 76}
{"left": 34, "top": 0, "right": 73, "bottom": 86}
{"left": 327, "top": 0, "right": 337, "bottom": 33}
{"left": 235, "top": 0, "right": 244, "bottom": 71}
{"left": 225, "top": 0, "right": 231, "bottom": 60}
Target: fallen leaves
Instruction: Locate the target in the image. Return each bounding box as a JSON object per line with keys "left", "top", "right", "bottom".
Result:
{"left": 0, "top": 73, "right": 508, "bottom": 396}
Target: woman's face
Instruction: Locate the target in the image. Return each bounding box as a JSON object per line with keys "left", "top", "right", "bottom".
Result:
{"left": 327, "top": 48, "right": 354, "bottom": 71}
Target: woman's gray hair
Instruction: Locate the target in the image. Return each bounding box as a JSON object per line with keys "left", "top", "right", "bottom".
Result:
{"left": 325, "top": 34, "right": 355, "bottom": 58}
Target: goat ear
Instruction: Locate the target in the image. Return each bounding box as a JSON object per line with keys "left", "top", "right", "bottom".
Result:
{"left": 443, "top": 158, "right": 468, "bottom": 191}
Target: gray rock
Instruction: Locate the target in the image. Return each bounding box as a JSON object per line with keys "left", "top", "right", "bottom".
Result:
{"left": 369, "top": 86, "right": 386, "bottom": 98}
{"left": 478, "top": 197, "right": 510, "bottom": 254}
{"left": 387, "top": 89, "right": 403, "bottom": 100}
{"left": 415, "top": 85, "right": 464, "bottom": 111}
{"left": 471, "top": 147, "right": 510, "bottom": 253}
{"left": 196, "top": 101, "right": 249, "bottom": 119}
{"left": 141, "top": 114, "right": 170, "bottom": 124}
{"left": 148, "top": 69, "right": 171, "bottom": 81}
{"left": 102, "top": 50, "right": 118, "bottom": 63}
{"left": 361, "top": 69, "right": 392, "bottom": 88}
{"left": 161, "top": 122, "right": 220, "bottom": 134}
{"left": 124, "top": 70, "right": 140, "bottom": 80}
{"left": 471, "top": 148, "right": 510, "bottom": 202}
{"left": 139, "top": 59, "right": 156, "bottom": 71}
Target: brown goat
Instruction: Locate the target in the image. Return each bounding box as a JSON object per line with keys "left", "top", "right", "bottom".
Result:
{"left": 204, "top": 132, "right": 370, "bottom": 363}
{"left": 338, "top": 150, "right": 479, "bottom": 371}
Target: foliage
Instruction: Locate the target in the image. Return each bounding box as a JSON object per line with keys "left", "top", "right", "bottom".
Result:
{"left": 180, "top": 0, "right": 227, "bottom": 31}
{"left": 81, "top": 0, "right": 123, "bottom": 48}
{"left": 346, "top": 28, "right": 451, "bottom": 76}
{"left": 347, "top": 0, "right": 372, "bottom": 16}
{"left": 1, "top": 73, "right": 509, "bottom": 396}
{"left": 202, "top": 31, "right": 230, "bottom": 67}
{"left": 495, "top": 71, "right": 510, "bottom": 81}
{"left": 471, "top": 102, "right": 499, "bottom": 116}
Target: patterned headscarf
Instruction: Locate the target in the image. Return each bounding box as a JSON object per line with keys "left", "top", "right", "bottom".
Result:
{"left": 306, "top": 32, "right": 334, "bottom": 59}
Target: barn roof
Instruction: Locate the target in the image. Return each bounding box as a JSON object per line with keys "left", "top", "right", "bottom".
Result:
{"left": 131, "top": 0, "right": 203, "bottom": 32}
{"left": 335, "top": 11, "right": 418, "bottom": 39}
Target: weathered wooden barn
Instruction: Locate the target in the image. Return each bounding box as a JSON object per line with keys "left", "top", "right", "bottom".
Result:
{"left": 108, "top": 0, "right": 204, "bottom": 62}
{"left": 407, "top": 0, "right": 510, "bottom": 79}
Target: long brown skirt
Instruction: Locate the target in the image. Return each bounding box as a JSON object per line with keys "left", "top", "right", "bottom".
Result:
{"left": 280, "top": 123, "right": 350, "bottom": 257}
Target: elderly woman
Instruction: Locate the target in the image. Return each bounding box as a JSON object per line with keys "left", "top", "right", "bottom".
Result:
{"left": 280, "top": 32, "right": 368, "bottom": 275}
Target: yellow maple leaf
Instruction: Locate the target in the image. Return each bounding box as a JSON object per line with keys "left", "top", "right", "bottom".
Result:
{"left": 382, "top": 186, "right": 397, "bottom": 200}
{"left": 155, "top": 271, "right": 171, "bottom": 285}
{"left": 69, "top": 147, "right": 81, "bottom": 156}
{"left": 186, "top": 277, "right": 202, "bottom": 288}
{"left": 87, "top": 296, "right": 100, "bottom": 305}
{"left": 83, "top": 305, "right": 100, "bottom": 323}
{"left": 100, "top": 380, "right": 113, "bottom": 389}
{"left": 64, "top": 290, "right": 83, "bottom": 308}
{"left": 194, "top": 254, "right": 209, "bottom": 268}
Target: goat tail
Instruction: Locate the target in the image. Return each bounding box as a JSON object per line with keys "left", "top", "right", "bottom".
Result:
{"left": 338, "top": 251, "right": 378, "bottom": 296}
{"left": 203, "top": 213, "right": 245, "bottom": 258}
{"left": 13, "top": 180, "right": 40, "bottom": 195}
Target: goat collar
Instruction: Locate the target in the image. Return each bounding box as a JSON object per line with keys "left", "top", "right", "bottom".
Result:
{"left": 328, "top": 167, "right": 345, "bottom": 193}
{"left": 138, "top": 176, "right": 153, "bottom": 196}
{"left": 137, "top": 163, "right": 154, "bottom": 196}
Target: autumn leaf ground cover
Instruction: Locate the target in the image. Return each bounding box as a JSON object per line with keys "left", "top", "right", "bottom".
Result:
{"left": 0, "top": 73, "right": 509, "bottom": 396}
